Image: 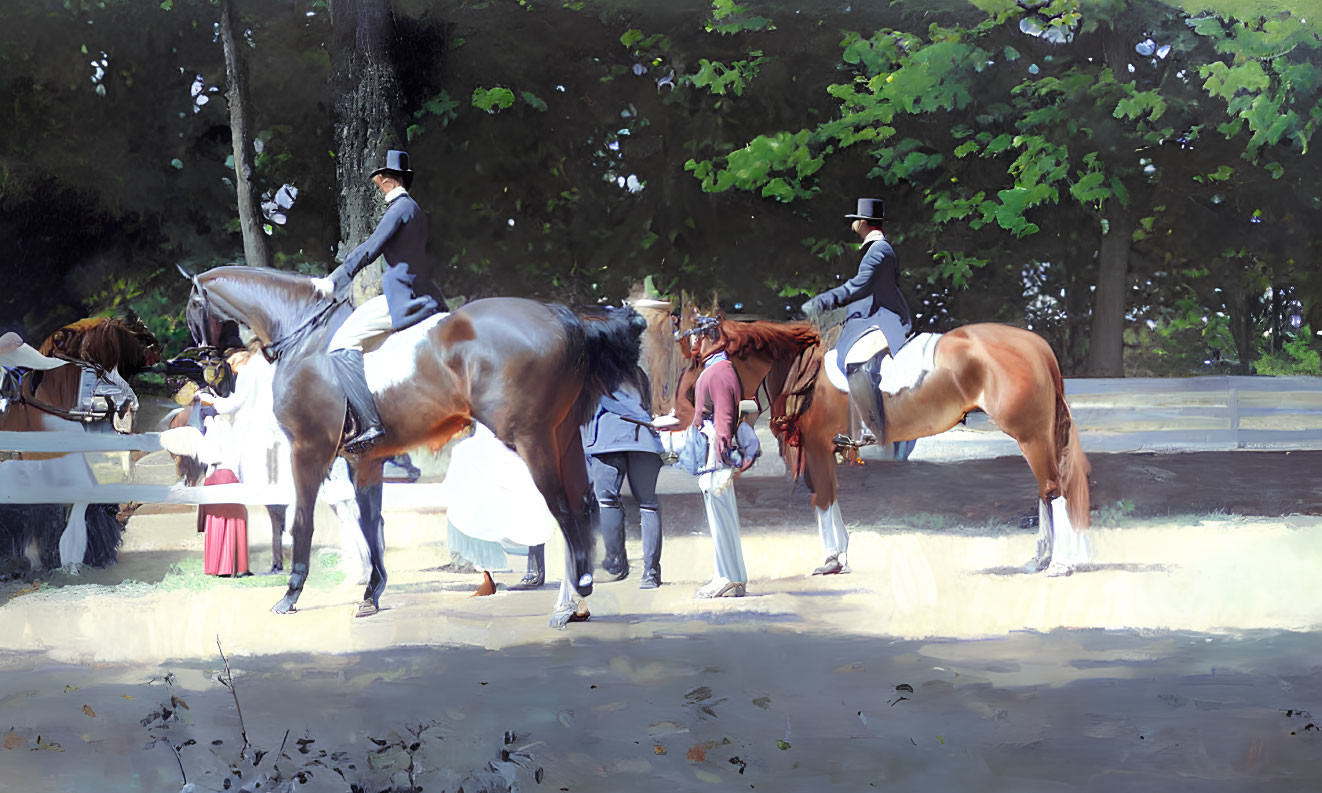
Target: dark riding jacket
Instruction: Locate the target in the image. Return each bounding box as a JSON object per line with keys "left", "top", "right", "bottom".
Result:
{"left": 808, "top": 234, "right": 912, "bottom": 359}
{"left": 328, "top": 189, "right": 445, "bottom": 331}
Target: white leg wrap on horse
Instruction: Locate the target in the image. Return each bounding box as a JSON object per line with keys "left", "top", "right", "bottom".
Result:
{"left": 815, "top": 502, "right": 849, "bottom": 560}
{"left": 58, "top": 503, "right": 89, "bottom": 571}
{"left": 550, "top": 550, "right": 582, "bottom": 629}
{"left": 1046, "top": 495, "right": 1084, "bottom": 576}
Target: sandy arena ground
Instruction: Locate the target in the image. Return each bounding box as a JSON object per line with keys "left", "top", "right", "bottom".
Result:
{"left": 1, "top": 445, "right": 1321, "bottom": 792}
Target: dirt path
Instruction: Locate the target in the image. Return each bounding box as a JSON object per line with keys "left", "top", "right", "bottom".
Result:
{"left": 1, "top": 450, "right": 1320, "bottom": 791}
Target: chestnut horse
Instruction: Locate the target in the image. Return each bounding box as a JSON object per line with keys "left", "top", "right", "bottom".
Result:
{"left": 0, "top": 317, "right": 159, "bottom": 569}
{"left": 183, "top": 266, "right": 642, "bottom": 624}
{"left": 660, "top": 308, "right": 1092, "bottom": 577}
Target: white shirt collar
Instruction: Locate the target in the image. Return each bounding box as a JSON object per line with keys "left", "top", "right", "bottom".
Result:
{"left": 384, "top": 186, "right": 408, "bottom": 204}
{"left": 703, "top": 350, "right": 729, "bottom": 366}
{"left": 860, "top": 229, "right": 885, "bottom": 248}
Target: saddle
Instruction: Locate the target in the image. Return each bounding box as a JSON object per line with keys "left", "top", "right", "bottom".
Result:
{"left": 823, "top": 329, "right": 941, "bottom": 397}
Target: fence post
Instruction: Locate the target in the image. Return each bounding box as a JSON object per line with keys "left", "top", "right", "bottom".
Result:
{"left": 1228, "top": 378, "right": 1241, "bottom": 449}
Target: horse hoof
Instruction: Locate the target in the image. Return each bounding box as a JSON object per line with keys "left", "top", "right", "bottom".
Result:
{"left": 355, "top": 600, "right": 379, "bottom": 618}
{"left": 574, "top": 573, "right": 594, "bottom": 598}
{"left": 270, "top": 599, "right": 297, "bottom": 615}
{"left": 1020, "top": 558, "right": 1049, "bottom": 574}
{"left": 548, "top": 609, "right": 572, "bottom": 630}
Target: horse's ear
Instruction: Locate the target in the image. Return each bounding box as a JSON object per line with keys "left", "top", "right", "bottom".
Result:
{"left": 175, "top": 263, "right": 194, "bottom": 280}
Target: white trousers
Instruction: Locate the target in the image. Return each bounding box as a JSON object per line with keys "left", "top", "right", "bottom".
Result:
{"left": 328, "top": 295, "right": 392, "bottom": 351}
{"left": 697, "top": 423, "right": 747, "bottom": 584}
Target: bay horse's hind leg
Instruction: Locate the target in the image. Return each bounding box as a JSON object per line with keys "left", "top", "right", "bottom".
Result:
{"left": 265, "top": 505, "right": 286, "bottom": 574}
{"left": 353, "top": 459, "right": 387, "bottom": 617}
{"left": 515, "top": 421, "right": 596, "bottom": 628}
{"left": 271, "top": 441, "right": 335, "bottom": 615}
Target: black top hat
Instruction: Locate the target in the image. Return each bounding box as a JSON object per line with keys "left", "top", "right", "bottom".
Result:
{"left": 370, "top": 149, "right": 414, "bottom": 189}
{"left": 844, "top": 198, "right": 885, "bottom": 222}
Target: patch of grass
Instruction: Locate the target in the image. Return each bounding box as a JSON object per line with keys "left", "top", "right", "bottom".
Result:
{"left": 1094, "top": 499, "right": 1136, "bottom": 528}
{"left": 146, "top": 553, "right": 347, "bottom": 593}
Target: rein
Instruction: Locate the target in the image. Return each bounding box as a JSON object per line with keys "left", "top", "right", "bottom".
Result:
{"left": 191, "top": 278, "right": 339, "bottom": 362}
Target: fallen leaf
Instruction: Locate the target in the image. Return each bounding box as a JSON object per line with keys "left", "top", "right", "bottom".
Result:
{"left": 63, "top": 685, "right": 79, "bottom": 694}
{"left": 170, "top": 695, "right": 190, "bottom": 711}
{"left": 686, "top": 744, "right": 706, "bottom": 763}
{"left": 592, "top": 701, "right": 627, "bottom": 713}
{"left": 694, "top": 769, "right": 722, "bottom": 783}
{"left": 3, "top": 729, "right": 24, "bottom": 750}
{"left": 684, "top": 686, "right": 713, "bottom": 703}
{"left": 122, "top": 695, "right": 133, "bottom": 700}
{"left": 82, "top": 705, "right": 96, "bottom": 718}
{"left": 653, "top": 745, "right": 667, "bottom": 755}
{"left": 895, "top": 684, "right": 914, "bottom": 694}
{"left": 33, "top": 735, "right": 63, "bottom": 752}
{"left": 776, "top": 740, "right": 791, "bottom": 751}
{"left": 752, "top": 696, "right": 771, "bottom": 710}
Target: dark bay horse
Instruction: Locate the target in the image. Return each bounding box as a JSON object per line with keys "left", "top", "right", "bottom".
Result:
{"left": 0, "top": 317, "right": 159, "bottom": 569}
{"left": 658, "top": 308, "right": 1092, "bottom": 577}
{"left": 184, "top": 266, "right": 642, "bottom": 624}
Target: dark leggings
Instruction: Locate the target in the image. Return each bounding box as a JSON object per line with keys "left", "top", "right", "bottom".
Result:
{"left": 588, "top": 451, "right": 663, "bottom": 577}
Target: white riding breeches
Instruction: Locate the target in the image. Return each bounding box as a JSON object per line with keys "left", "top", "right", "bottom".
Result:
{"left": 328, "top": 295, "right": 393, "bottom": 352}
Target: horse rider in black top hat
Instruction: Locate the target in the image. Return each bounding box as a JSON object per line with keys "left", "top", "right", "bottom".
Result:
{"left": 800, "top": 198, "right": 912, "bottom": 445}
{"left": 312, "top": 149, "right": 445, "bottom": 454}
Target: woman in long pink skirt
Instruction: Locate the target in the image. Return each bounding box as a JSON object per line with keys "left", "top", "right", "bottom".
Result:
{"left": 200, "top": 467, "right": 249, "bottom": 576}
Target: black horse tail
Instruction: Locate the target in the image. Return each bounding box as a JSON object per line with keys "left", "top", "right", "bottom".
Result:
{"left": 553, "top": 304, "right": 647, "bottom": 427}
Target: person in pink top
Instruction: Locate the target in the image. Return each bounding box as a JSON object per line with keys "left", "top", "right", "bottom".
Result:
{"left": 687, "top": 317, "right": 757, "bottom": 598}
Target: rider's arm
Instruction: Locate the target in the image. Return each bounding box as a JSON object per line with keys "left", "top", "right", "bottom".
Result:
{"left": 328, "top": 199, "right": 411, "bottom": 293}
{"left": 809, "top": 250, "right": 880, "bottom": 313}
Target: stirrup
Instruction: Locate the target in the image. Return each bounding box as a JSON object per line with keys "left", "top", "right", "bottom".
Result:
{"left": 342, "top": 426, "right": 384, "bottom": 454}
{"left": 832, "top": 433, "right": 876, "bottom": 451}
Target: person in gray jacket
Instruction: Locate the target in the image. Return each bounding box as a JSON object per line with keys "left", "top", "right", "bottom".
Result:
{"left": 513, "top": 367, "right": 666, "bottom": 591}
{"left": 801, "top": 198, "right": 912, "bottom": 445}
{"left": 583, "top": 368, "right": 667, "bottom": 588}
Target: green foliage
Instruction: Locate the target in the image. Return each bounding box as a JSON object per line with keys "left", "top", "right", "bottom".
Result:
{"left": 1254, "top": 326, "right": 1322, "bottom": 375}
{"left": 705, "top": 0, "right": 774, "bottom": 35}
{"left": 685, "top": 53, "right": 766, "bottom": 96}
{"left": 471, "top": 86, "right": 516, "bottom": 113}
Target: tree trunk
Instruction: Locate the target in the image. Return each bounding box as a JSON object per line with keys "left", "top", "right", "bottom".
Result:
{"left": 1225, "top": 273, "right": 1259, "bottom": 374}
{"left": 329, "top": 0, "right": 406, "bottom": 305}
{"left": 219, "top": 0, "right": 271, "bottom": 269}
{"left": 1087, "top": 198, "right": 1135, "bottom": 376}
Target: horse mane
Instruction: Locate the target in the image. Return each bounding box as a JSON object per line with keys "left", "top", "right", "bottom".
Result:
{"left": 37, "top": 318, "right": 150, "bottom": 373}
{"left": 720, "top": 319, "right": 820, "bottom": 362}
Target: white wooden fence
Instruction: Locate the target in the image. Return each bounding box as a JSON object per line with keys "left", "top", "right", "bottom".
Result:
{"left": 4, "top": 376, "right": 1320, "bottom": 502}
{"left": 929, "top": 375, "right": 1322, "bottom": 460}
{"left": 0, "top": 430, "right": 442, "bottom": 508}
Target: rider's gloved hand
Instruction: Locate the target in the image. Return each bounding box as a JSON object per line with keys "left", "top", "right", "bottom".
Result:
{"left": 311, "top": 277, "right": 335, "bottom": 298}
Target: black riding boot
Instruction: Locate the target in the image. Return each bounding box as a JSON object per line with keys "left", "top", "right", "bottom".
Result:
{"left": 511, "top": 543, "right": 546, "bottom": 590}
{"left": 330, "top": 348, "right": 384, "bottom": 454}
{"left": 844, "top": 355, "right": 887, "bottom": 447}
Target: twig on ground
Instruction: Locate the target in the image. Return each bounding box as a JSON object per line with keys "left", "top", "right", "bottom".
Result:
{"left": 215, "top": 635, "right": 250, "bottom": 759}
{"left": 162, "top": 738, "right": 186, "bottom": 785}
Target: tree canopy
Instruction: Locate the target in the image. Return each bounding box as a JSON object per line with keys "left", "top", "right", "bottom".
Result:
{"left": 1, "top": 0, "right": 1317, "bottom": 376}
